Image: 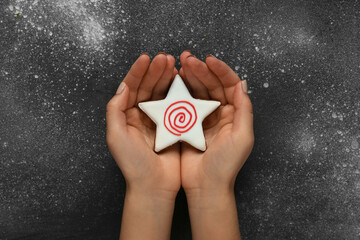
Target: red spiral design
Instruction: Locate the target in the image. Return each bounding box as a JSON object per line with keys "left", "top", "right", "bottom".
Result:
{"left": 164, "top": 101, "right": 197, "bottom": 136}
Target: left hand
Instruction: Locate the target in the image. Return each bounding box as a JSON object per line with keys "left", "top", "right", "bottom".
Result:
{"left": 106, "top": 52, "right": 181, "bottom": 199}
{"left": 106, "top": 52, "right": 181, "bottom": 240}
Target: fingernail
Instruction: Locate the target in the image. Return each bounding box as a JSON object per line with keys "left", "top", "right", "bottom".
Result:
{"left": 186, "top": 54, "right": 195, "bottom": 59}
{"left": 241, "top": 80, "right": 248, "bottom": 94}
{"left": 140, "top": 52, "right": 149, "bottom": 56}
{"left": 184, "top": 50, "right": 191, "bottom": 53}
{"left": 156, "top": 52, "right": 166, "bottom": 56}
{"left": 206, "top": 54, "right": 214, "bottom": 58}
{"left": 116, "top": 82, "right": 126, "bottom": 95}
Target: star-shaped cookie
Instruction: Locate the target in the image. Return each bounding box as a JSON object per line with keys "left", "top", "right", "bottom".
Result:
{"left": 139, "top": 74, "right": 220, "bottom": 152}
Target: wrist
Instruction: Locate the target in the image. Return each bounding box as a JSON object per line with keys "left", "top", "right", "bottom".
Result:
{"left": 126, "top": 182, "right": 178, "bottom": 207}
{"left": 184, "top": 187, "right": 241, "bottom": 240}
{"left": 185, "top": 186, "right": 235, "bottom": 210}
{"left": 121, "top": 183, "right": 177, "bottom": 240}
{"left": 183, "top": 177, "right": 236, "bottom": 202}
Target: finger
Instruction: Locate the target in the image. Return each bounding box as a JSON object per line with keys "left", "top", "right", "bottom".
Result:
{"left": 206, "top": 55, "right": 241, "bottom": 104}
{"left": 179, "top": 67, "right": 192, "bottom": 93}
{"left": 179, "top": 67, "right": 185, "bottom": 79}
{"left": 233, "top": 81, "right": 254, "bottom": 140}
{"left": 172, "top": 67, "right": 178, "bottom": 79}
{"left": 123, "top": 53, "right": 151, "bottom": 108}
{"left": 186, "top": 56, "right": 227, "bottom": 105}
{"left": 151, "top": 54, "right": 176, "bottom": 100}
{"left": 136, "top": 53, "right": 167, "bottom": 103}
{"left": 106, "top": 83, "right": 130, "bottom": 140}
{"left": 180, "top": 51, "right": 210, "bottom": 99}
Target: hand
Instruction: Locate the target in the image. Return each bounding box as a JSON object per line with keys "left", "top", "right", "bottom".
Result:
{"left": 107, "top": 52, "right": 180, "bottom": 196}
{"left": 179, "top": 50, "right": 254, "bottom": 240}
{"left": 106, "top": 52, "right": 180, "bottom": 240}
{"left": 179, "top": 51, "right": 254, "bottom": 195}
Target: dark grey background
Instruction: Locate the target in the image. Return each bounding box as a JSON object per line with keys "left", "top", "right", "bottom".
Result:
{"left": 1, "top": 0, "right": 359, "bottom": 239}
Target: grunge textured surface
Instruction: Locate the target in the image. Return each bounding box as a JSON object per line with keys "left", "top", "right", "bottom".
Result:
{"left": 1, "top": 0, "right": 359, "bottom": 239}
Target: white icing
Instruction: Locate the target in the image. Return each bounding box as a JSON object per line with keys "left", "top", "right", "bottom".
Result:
{"left": 139, "top": 74, "right": 220, "bottom": 152}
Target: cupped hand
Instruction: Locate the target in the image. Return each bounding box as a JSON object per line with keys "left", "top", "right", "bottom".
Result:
{"left": 179, "top": 51, "right": 254, "bottom": 195}
{"left": 106, "top": 53, "right": 181, "bottom": 199}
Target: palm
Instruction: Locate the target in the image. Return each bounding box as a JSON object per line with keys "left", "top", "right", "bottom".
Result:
{"left": 181, "top": 105, "right": 239, "bottom": 190}
{"left": 123, "top": 107, "right": 180, "bottom": 192}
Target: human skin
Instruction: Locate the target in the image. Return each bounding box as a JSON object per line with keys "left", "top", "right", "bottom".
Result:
{"left": 106, "top": 51, "right": 254, "bottom": 240}
{"left": 106, "top": 52, "right": 180, "bottom": 240}
{"left": 179, "top": 50, "right": 254, "bottom": 240}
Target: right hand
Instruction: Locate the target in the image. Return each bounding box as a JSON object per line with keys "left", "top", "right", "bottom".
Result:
{"left": 179, "top": 50, "right": 254, "bottom": 198}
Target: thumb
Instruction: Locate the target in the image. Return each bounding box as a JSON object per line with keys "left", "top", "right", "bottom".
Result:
{"left": 232, "top": 80, "right": 254, "bottom": 144}
{"left": 106, "top": 82, "right": 130, "bottom": 143}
